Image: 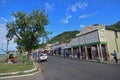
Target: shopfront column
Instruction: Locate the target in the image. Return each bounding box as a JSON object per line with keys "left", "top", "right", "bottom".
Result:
{"left": 99, "top": 44, "right": 103, "bottom": 61}
{"left": 105, "top": 45, "right": 110, "bottom": 61}
{"left": 91, "top": 46, "right": 95, "bottom": 59}
{"left": 71, "top": 47, "right": 73, "bottom": 58}
{"left": 85, "top": 46, "right": 88, "bottom": 60}
{"left": 97, "top": 44, "right": 101, "bottom": 60}
{"left": 79, "top": 46, "right": 82, "bottom": 60}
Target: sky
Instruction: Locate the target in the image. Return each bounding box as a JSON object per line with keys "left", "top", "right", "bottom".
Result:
{"left": 0, "top": 0, "right": 120, "bottom": 52}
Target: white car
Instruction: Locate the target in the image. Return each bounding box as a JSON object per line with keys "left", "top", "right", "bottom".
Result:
{"left": 37, "top": 53, "right": 48, "bottom": 62}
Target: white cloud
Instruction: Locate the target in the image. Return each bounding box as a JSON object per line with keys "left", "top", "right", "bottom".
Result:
{"left": 0, "top": 17, "right": 8, "bottom": 22}
{"left": 0, "top": 16, "right": 15, "bottom": 25}
{"left": 9, "top": 39, "right": 17, "bottom": 51}
{"left": 9, "top": 16, "right": 16, "bottom": 22}
{"left": 79, "top": 14, "right": 89, "bottom": 19}
{"left": 0, "top": 25, "right": 17, "bottom": 51}
{"left": 45, "top": 2, "right": 54, "bottom": 11}
{"left": 61, "top": 19, "right": 69, "bottom": 24}
{"left": 0, "top": 17, "right": 8, "bottom": 28}
{"left": 1, "top": 0, "right": 8, "bottom": 7}
{"left": 79, "top": 24, "right": 85, "bottom": 28}
{"left": 0, "top": 25, "right": 7, "bottom": 50}
{"left": 0, "top": 16, "right": 17, "bottom": 51}
{"left": 0, "top": 23, "right": 6, "bottom": 27}
{"left": 61, "top": 15, "right": 72, "bottom": 24}
{"left": 71, "top": 2, "right": 88, "bottom": 12}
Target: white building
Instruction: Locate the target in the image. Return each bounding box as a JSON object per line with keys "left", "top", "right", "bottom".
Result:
{"left": 70, "top": 24, "right": 120, "bottom": 61}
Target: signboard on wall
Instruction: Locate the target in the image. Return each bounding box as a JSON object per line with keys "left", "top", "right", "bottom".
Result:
{"left": 76, "top": 24, "right": 105, "bottom": 36}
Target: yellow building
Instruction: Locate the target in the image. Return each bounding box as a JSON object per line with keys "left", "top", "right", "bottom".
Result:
{"left": 70, "top": 24, "right": 120, "bottom": 61}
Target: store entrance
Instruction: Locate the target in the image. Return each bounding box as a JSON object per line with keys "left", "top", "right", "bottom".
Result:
{"left": 87, "top": 47, "right": 92, "bottom": 59}
{"left": 101, "top": 44, "right": 107, "bottom": 61}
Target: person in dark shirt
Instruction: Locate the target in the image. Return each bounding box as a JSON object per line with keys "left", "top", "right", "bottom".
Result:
{"left": 113, "top": 50, "right": 118, "bottom": 63}
{"left": 9, "top": 54, "right": 15, "bottom": 63}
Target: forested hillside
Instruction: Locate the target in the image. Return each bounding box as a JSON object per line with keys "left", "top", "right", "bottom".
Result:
{"left": 106, "top": 21, "right": 120, "bottom": 30}
{"left": 48, "top": 21, "right": 120, "bottom": 44}
{"left": 48, "top": 30, "right": 79, "bottom": 43}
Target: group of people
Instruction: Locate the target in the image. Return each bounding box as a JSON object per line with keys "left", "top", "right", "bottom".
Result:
{"left": 5, "top": 53, "right": 27, "bottom": 64}
{"left": 6, "top": 53, "right": 15, "bottom": 63}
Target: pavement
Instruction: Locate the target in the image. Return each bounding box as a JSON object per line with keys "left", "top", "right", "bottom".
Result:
{"left": 54, "top": 55, "right": 120, "bottom": 64}
{"left": 83, "top": 59, "right": 120, "bottom": 64}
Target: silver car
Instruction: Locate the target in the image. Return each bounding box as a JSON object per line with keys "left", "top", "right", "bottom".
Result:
{"left": 37, "top": 53, "right": 48, "bottom": 62}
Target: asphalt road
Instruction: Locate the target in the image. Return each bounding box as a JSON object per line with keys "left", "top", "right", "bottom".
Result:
{"left": 41, "top": 56, "right": 120, "bottom": 80}
{"left": 1, "top": 55, "right": 120, "bottom": 80}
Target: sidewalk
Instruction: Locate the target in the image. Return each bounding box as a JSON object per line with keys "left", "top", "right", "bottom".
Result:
{"left": 52, "top": 55, "right": 120, "bottom": 64}
{"left": 103, "top": 60, "right": 120, "bottom": 64}
{"left": 80, "top": 59, "right": 120, "bottom": 64}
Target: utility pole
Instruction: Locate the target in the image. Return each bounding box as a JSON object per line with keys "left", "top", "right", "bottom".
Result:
{"left": 5, "top": 37, "right": 9, "bottom": 62}
{"left": 6, "top": 37, "right": 9, "bottom": 54}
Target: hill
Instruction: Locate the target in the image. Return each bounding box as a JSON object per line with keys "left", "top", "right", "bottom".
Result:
{"left": 48, "top": 30, "right": 79, "bottom": 43}
{"left": 106, "top": 21, "right": 120, "bottom": 30}
{"left": 48, "top": 21, "right": 120, "bottom": 44}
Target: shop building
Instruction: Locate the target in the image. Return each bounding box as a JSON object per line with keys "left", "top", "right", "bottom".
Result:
{"left": 50, "top": 42, "right": 67, "bottom": 56}
{"left": 70, "top": 24, "right": 120, "bottom": 61}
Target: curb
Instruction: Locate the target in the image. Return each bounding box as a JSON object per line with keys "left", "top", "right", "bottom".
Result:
{"left": 0, "top": 67, "right": 37, "bottom": 76}
{"left": 0, "top": 70, "right": 41, "bottom": 79}
{"left": 0, "top": 57, "right": 41, "bottom": 79}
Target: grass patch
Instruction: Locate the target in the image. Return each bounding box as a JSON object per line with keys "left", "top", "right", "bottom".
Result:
{"left": 0, "top": 63, "right": 34, "bottom": 73}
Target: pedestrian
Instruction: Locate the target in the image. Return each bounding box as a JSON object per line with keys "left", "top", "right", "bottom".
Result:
{"left": 22, "top": 52, "right": 27, "bottom": 65}
{"left": 9, "top": 54, "right": 15, "bottom": 63}
{"left": 66, "top": 52, "right": 70, "bottom": 58}
{"left": 112, "top": 50, "right": 118, "bottom": 63}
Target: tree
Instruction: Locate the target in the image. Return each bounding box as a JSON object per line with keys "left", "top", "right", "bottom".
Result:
{"left": 6, "top": 9, "right": 49, "bottom": 61}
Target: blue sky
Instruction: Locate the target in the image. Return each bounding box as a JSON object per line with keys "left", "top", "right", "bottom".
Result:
{"left": 0, "top": 0, "right": 120, "bottom": 51}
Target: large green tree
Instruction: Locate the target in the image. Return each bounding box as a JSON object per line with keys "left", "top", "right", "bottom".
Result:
{"left": 6, "top": 9, "right": 49, "bottom": 61}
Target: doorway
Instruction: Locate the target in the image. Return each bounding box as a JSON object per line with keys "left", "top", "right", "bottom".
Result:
{"left": 87, "top": 47, "right": 92, "bottom": 59}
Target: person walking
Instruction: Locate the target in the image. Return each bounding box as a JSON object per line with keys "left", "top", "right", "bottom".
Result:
{"left": 22, "top": 52, "right": 27, "bottom": 65}
{"left": 113, "top": 50, "right": 118, "bottom": 63}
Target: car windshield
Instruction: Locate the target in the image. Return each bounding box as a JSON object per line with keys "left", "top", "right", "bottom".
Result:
{"left": 39, "top": 54, "right": 47, "bottom": 56}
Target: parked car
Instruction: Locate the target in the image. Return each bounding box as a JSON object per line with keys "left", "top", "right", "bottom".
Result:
{"left": 37, "top": 53, "right": 48, "bottom": 62}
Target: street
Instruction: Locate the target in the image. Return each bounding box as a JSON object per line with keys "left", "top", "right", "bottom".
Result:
{"left": 1, "top": 55, "right": 120, "bottom": 80}
{"left": 42, "top": 56, "right": 120, "bottom": 80}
